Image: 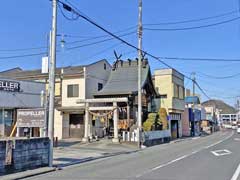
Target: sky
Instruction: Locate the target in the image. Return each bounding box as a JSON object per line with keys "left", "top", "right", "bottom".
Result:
{"left": 0, "top": 0, "right": 240, "bottom": 106}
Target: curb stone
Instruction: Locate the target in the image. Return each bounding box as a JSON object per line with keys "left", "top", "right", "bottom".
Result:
{"left": 0, "top": 167, "right": 56, "bottom": 180}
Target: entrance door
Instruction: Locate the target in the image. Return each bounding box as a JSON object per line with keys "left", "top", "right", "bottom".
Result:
{"left": 171, "top": 120, "right": 179, "bottom": 139}
{"left": 69, "top": 114, "right": 84, "bottom": 138}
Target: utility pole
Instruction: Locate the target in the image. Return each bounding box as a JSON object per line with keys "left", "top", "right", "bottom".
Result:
{"left": 191, "top": 72, "right": 196, "bottom": 137}
{"left": 48, "top": 0, "right": 57, "bottom": 167}
{"left": 137, "top": 0, "right": 143, "bottom": 149}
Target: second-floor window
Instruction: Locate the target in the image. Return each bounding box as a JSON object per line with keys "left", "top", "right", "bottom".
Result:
{"left": 67, "top": 84, "right": 79, "bottom": 98}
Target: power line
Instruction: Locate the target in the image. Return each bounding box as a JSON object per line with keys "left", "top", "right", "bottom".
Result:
{"left": 194, "top": 80, "right": 211, "bottom": 99}
{"left": 58, "top": 0, "right": 211, "bottom": 100}
{"left": 0, "top": 46, "right": 47, "bottom": 52}
{"left": 0, "top": 52, "right": 47, "bottom": 60}
{"left": 144, "top": 10, "right": 238, "bottom": 26}
{"left": 0, "top": 31, "right": 135, "bottom": 60}
{"left": 0, "top": 28, "right": 136, "bottom": 53}
{"left": 197, "top": 71, "right": 240, "bottom": 79}
{"left": 144, "top": 17, "right": 240, "bottom": 31}
{"left": 66, "top": 30, "right": 136, "bottom": 46}
{"left": 159, "top": 56, "right": 240, "bottom": 62}
{"left": 66, "top": 31, "right": 135, "bottom": 50}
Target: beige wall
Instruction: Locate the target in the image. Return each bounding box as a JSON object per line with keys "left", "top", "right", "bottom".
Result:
{"left": 154, "top": 69, "right": 185, "bottom": 112}
{"left": 154, "top": 74, "right": 173, "bottom": 112}
{"left": 61, "top": 78, "right": 86, "bottom": 107}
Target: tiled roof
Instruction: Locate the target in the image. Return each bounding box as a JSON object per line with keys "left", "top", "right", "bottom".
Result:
{"left": 95, "top": 60, "right": 156, "bottom": 96}
{"left": 0, "top": 65, "right": 84, "bottom": 79}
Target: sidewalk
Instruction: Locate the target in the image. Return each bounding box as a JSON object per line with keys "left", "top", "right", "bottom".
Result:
{"left": 53, "top": 138, "right": 139, "bottom": 168}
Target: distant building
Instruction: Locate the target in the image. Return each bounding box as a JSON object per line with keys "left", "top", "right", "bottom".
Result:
{"left": 202, "top": 99, "right": 237, "bottom": 126}
{"left": 153, "top": 68, "right": 185, "bottom": 139}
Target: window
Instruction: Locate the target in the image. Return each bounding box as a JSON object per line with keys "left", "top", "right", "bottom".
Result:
{"left": 104, "top": 63, "right": 107, "bottom": 70}
{"left": 67, "top": 84, "right": 79, "bottom": 98}
{"left": 174, "top": 84, "right": 179, "bottom": 98}
{"left": 98, "top": 83, "right": 103, "bottom": 91}
{"left": 179, "top": 86, "right": 184, "bottom": 99}
{"left": 160, "top": 94, "right": 167, "bottom": 99}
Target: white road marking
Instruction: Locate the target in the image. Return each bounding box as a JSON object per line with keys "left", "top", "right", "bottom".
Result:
{"left": 204, "top": 131, "right": 234, "bottom": 149}
{"left": 231, "top": 163, "right": 240, "bottom": 180}
{"left": 211, "top": 149, "right": 232, "bottom": 157}
{"left": 136, "top": 131, "right": 234, "bottom": 179}
{"left": 191, "top": 150, "right": 199, "bottom": 154}
{"left": 192, "top": 137, "right": 200, "bottom": 140}
{"left": 234, "top": 138, "right": 240, "bottom": 141}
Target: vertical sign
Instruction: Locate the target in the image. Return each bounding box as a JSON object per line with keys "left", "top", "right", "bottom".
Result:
{"left": 41, "top": 56, "right": 49, "bottom": 74}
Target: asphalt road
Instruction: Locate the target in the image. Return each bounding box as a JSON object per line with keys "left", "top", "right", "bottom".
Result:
{"left": 27, "top": 130, "right": 240, "bottom": 180}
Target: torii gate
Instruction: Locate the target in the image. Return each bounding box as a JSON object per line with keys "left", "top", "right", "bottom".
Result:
{"left": 76, "top": 97, "right": 129, "bottom": 143}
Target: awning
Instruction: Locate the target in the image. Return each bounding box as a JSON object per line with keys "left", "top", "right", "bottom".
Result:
{"left": 57, "top": 106, "right": 85, "bottom": 113}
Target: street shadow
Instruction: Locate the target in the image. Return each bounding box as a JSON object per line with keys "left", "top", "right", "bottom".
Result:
{"left": 56, "top": 140, "right": 82, "bottom": 148}
{"left": 54, "top": 150, "right": 139, "bottom": 168}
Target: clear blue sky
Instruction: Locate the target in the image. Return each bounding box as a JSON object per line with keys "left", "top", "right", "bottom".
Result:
{"left": 0, "top": 0, "right": 240, "bottom": 106}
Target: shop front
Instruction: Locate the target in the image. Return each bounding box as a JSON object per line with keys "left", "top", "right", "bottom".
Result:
{"left": 0, "top": 78, "right": 45, "bottom": 137}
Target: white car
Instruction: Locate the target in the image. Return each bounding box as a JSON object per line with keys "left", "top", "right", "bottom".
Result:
{"left": 237, "top": 128, "right": 240, "bottom": 133}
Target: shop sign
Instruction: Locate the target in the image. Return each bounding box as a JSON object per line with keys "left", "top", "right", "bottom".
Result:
{"left": 0, "top": 80, "right": 20, "bottom": 92}
{"left": 17, "top": 108, "right": 45, "bottom": 128}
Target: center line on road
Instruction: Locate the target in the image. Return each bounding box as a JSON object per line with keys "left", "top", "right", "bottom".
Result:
{"left": 136, "top": 131, "right": 234, "bottom": 179}
{"left": 231, "top": 162, "right": 240, "bottom": 180}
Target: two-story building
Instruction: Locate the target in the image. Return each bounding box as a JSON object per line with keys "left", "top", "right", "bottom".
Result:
{"left": 153, "top": 69, "right": 185, "bottom": 139}
{"left": 0, "top": 59, "right": 111, "bottom": 139}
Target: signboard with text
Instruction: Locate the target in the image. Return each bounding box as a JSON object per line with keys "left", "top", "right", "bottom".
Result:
{"left": 0, "top": 80, "right": 20, "bottom": 92}
{"left": 17, "top": 108, "right": 45, "bottom": 128}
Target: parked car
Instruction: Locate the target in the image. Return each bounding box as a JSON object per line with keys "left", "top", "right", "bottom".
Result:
{"left": 237, "top": 128, "right": 240, "bottom": 133}
{"left": 232, "top": 125, "right": 237, "bottom": 130}
{"left": 224, "top": 124, "right": 232, "bottom": 129}
{"left": 237, "top": 125, "right": 240, "bottom": 133}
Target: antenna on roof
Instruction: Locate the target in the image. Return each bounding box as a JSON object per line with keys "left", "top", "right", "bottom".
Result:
{"left": 112, "top": 50, "right": 123, "bottom": 70}
{"left": 113, "top": 50, "right": 122, "bottom": 61}
{"left": 142, "top": 52, "right": 146, "bottom": 59}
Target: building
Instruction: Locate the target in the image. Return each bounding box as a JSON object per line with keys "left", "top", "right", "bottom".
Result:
{"left": 88, "top": 59, "right": 158, "bottom": 142}
{"left": 0, "top": 78, "right": 45, "bottom": 137}
{"left": 202, "top": 99, "right": 237, "bottom": 129}
{"left": 0, "top": 60, "right": 111, "bottom": 139}
{"left": 219, "top": 114, "right": 238, "bottom": 125}
{"left": 153, "top": 69, "right": 185, "bottom": 139}
{"left": 184, "top": 96, "right": 203, "bottom": 136}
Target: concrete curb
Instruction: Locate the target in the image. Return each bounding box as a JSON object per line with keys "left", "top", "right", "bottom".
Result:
{"left": 1, "top": 167, "right": 56, "bottom": 180}
{"left": 55, "top": 150, "right": 139, "bottom": 169}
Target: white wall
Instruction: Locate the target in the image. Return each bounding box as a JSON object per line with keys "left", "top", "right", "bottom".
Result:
{"left": 54, "top": 109, "right": 62, "bottom": 139}
{"left": 85, "top": 60, "right": 111, "bottom": 99}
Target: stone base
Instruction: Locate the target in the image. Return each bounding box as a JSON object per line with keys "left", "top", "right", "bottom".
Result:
{"left": 82, "top": 137, "right": 89, "bottom": 142}
{"left": 112, "top": 138, "right": 120, "bottom": 143}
